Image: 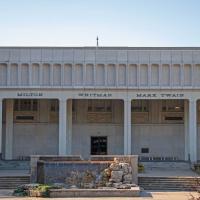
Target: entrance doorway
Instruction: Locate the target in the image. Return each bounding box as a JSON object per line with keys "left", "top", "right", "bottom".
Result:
{"left": 91, "top": 136, "right": 107, "bottom": 155}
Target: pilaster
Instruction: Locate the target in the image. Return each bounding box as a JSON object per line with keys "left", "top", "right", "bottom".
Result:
{"left": 0, "top": 99, "right": 2, "bottom": 157}
{"left": 67, "top": 99, "right": 72, "bottom": 155}
{"left": 184, "top": 100, "right": 189, "bottom": 161}
{"left": 124, "top": 99, "right": 132, "bottom": 155}
{"left": 188, "top": 99, "right": 197, "bottom": 163}
{"left": 59, "top": 99, "right": 67, "bottom": 155}
{"left": 5, "top": 99, "right": 14, "bottom": 160}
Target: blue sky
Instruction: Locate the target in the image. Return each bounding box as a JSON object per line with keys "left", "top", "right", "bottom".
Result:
{"left": 0, "top": 0, "right": 200, "bottom": 46}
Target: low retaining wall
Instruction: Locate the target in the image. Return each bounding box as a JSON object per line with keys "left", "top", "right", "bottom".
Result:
{"left": 49, "top": 187, "right": 140, "bottom": 198}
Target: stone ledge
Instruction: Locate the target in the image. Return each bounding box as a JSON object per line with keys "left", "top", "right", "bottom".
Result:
{"left": 49, "top": 187, "right": 140, "bottom": 198}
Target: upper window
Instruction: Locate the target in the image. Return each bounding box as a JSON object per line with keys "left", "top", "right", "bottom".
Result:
{"left": 14, "top": 99, "right": 38, "bottom": 111}
{"left": 72, "top": 100, "right": 76, "bottom": 112}
{"left": 162, "top": 100, "right": 184, "bottom": 112}
{"left": 88, "top": 100, "right": 112, "bottom": 112}
{"left": 50, "top": 100, "right": 59, "bottom": 112}
{"left": 131, "top": 100, "right": 149, "bottom": 112}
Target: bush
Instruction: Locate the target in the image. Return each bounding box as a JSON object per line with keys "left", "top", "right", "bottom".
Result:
{"left": 13, "top": 184, "right": 62, "bottom": 197}
{"left": 13, "top": 187, "right": 28, "bottom": 196}
{"left": 138, "top": 163, "right": 144, "bottom": 173}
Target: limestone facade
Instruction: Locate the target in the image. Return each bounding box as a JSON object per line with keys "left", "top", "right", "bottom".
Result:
{"left": 0, "top": 47, "right": 199, "bottom": 162}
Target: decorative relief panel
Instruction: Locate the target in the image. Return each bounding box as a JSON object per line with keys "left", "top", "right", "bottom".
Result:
{"left": 32, "top": 63, "right": 40, "bottom": 86}
{"left": 0, "top": 63, "right": 7, "bottom": 86}
{"left": 63, "top": 64, "right": 72, "bottom": 86}
{"left": 129, "top": 64, "right": 137, "bottom": 86}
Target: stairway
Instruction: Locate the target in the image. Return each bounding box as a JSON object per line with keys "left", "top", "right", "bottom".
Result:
{"left": 138, "top": 176, "right": 200, "bottom": 191}
{"left": 0, "top": 176, "right": 30, "bottom": 189}
{"left": 138, "top": 161, "right": 200, "bottom": 191}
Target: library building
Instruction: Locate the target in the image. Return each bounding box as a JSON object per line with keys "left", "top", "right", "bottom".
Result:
{"left": 0, "top": 47, "right": 199, "bottom": 163}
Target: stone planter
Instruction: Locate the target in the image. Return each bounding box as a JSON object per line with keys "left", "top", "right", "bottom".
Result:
{"left": 28, "top": 189, "right": 47, "bottom": 197}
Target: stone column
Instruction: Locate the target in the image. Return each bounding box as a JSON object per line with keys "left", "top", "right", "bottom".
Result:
{"left": 0, "top": 99, "right": 2, "bottom": 158}
{"left": 59, "top": 99, "right": 67, "bottom": 155}
{"left": 124, "top": 100, "right": 132, "bottom": 155}
{"left": 188, "top": 99, "right": 197, "bottom": 163}
{"left": 5, "top": 99, "right": 14, "bottom": 160}
{"left": 184, "top": 100, "right": 189, "bottom": 161}
{"left": 67, "top": 99, "right": 72, "bottom": 155}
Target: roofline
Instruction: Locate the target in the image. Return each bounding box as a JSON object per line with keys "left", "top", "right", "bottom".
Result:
{"left": 0, "top": 46, "right": 200, "bottom": 50}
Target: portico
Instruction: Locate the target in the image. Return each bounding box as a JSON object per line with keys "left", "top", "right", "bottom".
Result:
{"left": 0, "top": 92, "right": 197, "bottom": 163}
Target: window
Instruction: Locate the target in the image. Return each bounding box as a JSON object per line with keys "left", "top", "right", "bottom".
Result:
{"left": 50, "top": 100, "right": 75, "bottom": 112}
{"left": 14, "top": 99, "right": 38, "bottom": 111}
{"left": 50, "top": 100, "right": 59, "bottom": 112}
{"left": 162, "top": 100, "right": 184, "bottom": 112}
{"left": 131, "top": 100, "right": 149, "bottom": 112}
{"left": 161, "top": 100, "right": 184, "bottom": 123}
{"left": 91, "top": 136, "right": 107, "bottom": 155}
{"left": 88, "top": 100, "right": 112, "bottom": 112}
{"left": 14, "top": 99, "right": 39, "bottom": 122}
{"left": 72, "top": 100, "right": 76, "bottom": 112}
{"left": 165, "top": 116, "right": 183, "bottom": 121}
{"left": 16, "top": 116, "right": 34, "bottom": 120}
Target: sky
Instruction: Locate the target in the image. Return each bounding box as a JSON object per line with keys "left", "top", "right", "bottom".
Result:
{"left": 0, "top": 0, "right": 200, "bottom": 47}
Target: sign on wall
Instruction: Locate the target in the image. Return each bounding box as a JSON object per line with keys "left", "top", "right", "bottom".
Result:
{"left": 136, "top": 93, "right": 184, "bottom": 98}
{"left": 17, "top": 92, "right": 43, "bottom": 97}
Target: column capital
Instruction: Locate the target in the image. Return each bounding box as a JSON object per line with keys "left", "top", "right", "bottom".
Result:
{"left": 123, "top": 99, "right": 132, "bottom": 103}
{"left": 188, "top": 98, "right": 197, "bottom": 104}
{"left": 59, "top": 98, "right": 67, "bottom": 102}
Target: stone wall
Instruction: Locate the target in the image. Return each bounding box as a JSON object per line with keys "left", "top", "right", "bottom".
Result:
{"left": 31, "top": 155, "right": 138, "bottom": 187}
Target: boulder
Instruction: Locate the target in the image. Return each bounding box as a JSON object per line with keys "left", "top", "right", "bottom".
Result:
{"left": 110, "top": 171, "right": 123, "bottom": 182}
{"left": 123, "top": 174, "right": 132, "bottom": 184}
{"left": 109, "top": 162, "right": 121, "bottom": 171}
{"left": 119, "top": 163, "right": 129, "bottom": 174}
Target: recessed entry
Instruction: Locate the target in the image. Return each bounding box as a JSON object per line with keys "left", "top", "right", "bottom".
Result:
{"left": 91, "top": 136, "right": 107, "bottom": 155}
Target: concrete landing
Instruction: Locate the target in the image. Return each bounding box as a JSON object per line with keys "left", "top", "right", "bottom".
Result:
{"left": 49, "top": 187, "right": 140, "bottom": 198}
{"left": 139, "top": 169, "right": 199, "bottom": 177}
{"left": 0, "top": 170, "right": 29, "bottom": 177}
{"left": 139, "top": 161, "right": 199, "bottom": 177}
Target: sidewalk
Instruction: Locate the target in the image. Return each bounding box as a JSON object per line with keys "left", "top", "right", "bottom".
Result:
{"left": 0, "top": 190, "right": 199, "bottom": 200}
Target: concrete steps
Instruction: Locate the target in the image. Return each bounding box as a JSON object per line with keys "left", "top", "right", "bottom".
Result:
{"left": 0, "top": 176, "right": 30, "bottom": 189}
{"left": 138, "top": 177, "right": 200, "bottom": 191}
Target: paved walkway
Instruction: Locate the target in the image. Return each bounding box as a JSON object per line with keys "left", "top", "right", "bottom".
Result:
{"left": 0, "top": 190, "right": 199, "bottom": 200}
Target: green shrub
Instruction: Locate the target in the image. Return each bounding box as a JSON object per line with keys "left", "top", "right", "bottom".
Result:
{"left": 13, "top": 184, "right": 60, "bottom": 197}
{"left": 138, "top": 163, "right": 144, "bottom": 173}
{"left": 13, "top": 187, "right": 28, "bottom": 196}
